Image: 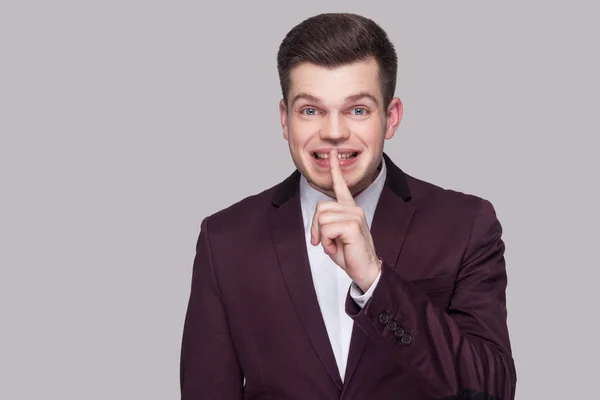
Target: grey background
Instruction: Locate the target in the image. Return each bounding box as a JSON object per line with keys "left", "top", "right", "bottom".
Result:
{"left": 1, "top": 1, "right": 598, "bottom": 399}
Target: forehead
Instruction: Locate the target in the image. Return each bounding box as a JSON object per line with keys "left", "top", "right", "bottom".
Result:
{"left": 288, "top": 58, "right": 382, "bottom": 105}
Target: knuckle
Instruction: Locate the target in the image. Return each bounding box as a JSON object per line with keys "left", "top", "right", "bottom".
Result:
{"left": 314, "top": 203, "right": 322, "bottom": 213}
{"left": 318, "top": 213, "right": 327, "bottom": 225}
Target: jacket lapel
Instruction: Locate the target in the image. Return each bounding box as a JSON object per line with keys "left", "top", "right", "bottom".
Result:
{"left": 343, "top": 152, "right": 416, "bottom": 384}
{"left": 267, "top": 170, "right": 343, "bottom": 390}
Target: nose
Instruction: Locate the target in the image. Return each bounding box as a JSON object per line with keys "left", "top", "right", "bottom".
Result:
{"left": 318, "top": 114, "right": 350, "bottom": 141}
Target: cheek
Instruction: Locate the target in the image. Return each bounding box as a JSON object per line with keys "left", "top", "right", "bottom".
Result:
{"left": 288, "top": 119, "right": 318, "bottom": 147}
{"left": 350, "top": 119, "right": 385, "bottom": 141}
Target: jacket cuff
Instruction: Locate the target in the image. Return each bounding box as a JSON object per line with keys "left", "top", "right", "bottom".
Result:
{"left": 345, "top": 261, "right": 416, "bottom": 348}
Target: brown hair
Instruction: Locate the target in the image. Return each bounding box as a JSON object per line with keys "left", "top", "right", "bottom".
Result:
{"left": 277, "top": 13, "right": 398, "bottom": 109}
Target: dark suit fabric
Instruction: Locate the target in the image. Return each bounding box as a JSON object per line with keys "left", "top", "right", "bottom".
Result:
{"left": 180, "top": 152, "right": 516, "bottom": 399}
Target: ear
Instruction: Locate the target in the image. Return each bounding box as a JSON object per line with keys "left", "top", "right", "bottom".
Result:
{"left": 279, "top": 99, "right": 289, "bottom": 141}
{"left": 384, "top": 97, "right": 403, "bottom": 140}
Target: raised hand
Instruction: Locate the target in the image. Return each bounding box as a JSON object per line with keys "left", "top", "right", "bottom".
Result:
{"left": 310, "top": 148, "right": 382, "bottom": 292}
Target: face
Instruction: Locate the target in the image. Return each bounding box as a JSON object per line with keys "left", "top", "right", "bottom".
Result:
{"left": 279, "top": 57, "right": 402, "bottom": 198}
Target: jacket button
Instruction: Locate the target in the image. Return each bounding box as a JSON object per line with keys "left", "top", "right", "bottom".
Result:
{"left": 394, "top": 326, "right": 405, "bottom": 338}
{"left": 400, "top": 333, "right": 412, "bottom": 345}
{"left": 386, "top": 320, "right": 398, "bottom": 332}
{"left": 379, "top": 312, "right": 390, "bottom": 324}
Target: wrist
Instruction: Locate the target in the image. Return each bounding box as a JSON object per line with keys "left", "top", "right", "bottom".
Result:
{"left": 356, "top": 257, "right": 382, "bottom": 293}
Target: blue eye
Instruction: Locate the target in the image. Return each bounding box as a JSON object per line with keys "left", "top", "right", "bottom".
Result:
{"left": 351, "top": 107, "right": 368, "bottom": 116}
{"left": 302, "top": 108, "right": 318, "bottom": 116}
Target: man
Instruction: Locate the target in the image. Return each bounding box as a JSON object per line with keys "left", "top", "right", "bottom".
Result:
{"left": 180, "top": 12, "right": 516, "bottom": 400}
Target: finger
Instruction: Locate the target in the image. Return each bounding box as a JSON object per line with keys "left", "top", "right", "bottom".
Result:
{"left": 318, "top": 212, "right": 352, "bottom": 226}
{"left": 310, "top": 202, "right": 345, "bottom": 245}
{"left": 323, "top": 237, "right": 338, "bottom": 256}
{"left": 319, "top": 216, "right": 361, "bottom": 254}
{"left": 320, "top": 221, "right": 352, "bottom": 255}
{"left": 329, "top": 148, "right": 355, "bottom": 206}
{"left": 320, "top": 223, "right": 341, "bottom": 255}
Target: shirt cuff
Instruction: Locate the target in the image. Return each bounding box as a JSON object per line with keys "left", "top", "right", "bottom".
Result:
{"left": 349, "top": 269, "right": 382, "bottom": 309}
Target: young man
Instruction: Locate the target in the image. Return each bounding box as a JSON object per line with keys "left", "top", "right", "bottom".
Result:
{"left": 180, "top": 13, "right": 516, "bottom": 400}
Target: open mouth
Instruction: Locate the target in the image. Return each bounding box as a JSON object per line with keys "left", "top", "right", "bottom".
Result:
{"left": 312, "top": 151, "right": 359, "bottom": 160}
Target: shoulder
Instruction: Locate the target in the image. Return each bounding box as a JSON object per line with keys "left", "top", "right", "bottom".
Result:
{"left": 198, "top": 179, "right": 283, "bottom": 239}
{"left": 404, "top": 173, "right": 498, "bottom": 223}
{"left": 400, "top": 173, "right": 503, "bottom": 261}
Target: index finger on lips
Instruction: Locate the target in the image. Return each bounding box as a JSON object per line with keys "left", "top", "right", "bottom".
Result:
{"left": 329, "top": 148, "right": 355, "bottom": 206}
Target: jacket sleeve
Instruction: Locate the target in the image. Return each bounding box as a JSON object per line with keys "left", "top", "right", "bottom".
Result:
{"left": 180, "top": 217, "right": 244, "bottom": 399}
{"left": 346, "top": 199, "right": 517, "bottom": 400}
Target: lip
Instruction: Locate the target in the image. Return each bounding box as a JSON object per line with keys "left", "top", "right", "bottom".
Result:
{"left": 311, "top": 148, "right": 361, "bottom": 154}
{"left": 309, "top": 149, "right": 361, "bottom": 169}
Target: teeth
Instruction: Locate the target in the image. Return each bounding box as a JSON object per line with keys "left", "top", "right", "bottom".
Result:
{"left": 314, "top": 152, "right": 356, "bottom": 160}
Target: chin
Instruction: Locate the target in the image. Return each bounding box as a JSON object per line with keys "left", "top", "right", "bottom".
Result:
{"left": 310, "top": 170, "right": 364, "bottom": 193}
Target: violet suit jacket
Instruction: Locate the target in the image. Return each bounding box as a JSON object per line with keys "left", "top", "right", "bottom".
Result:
{"left": 180, "top": 152, "right": 517, "bottom": 399}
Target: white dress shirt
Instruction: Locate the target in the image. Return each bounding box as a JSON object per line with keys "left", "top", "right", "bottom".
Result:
{"left": 299, "top": 155, "right": 386, "bottom": 381}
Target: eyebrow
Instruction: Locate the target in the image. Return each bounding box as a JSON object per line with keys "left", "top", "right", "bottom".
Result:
{"left": 290, "top": 91, "right": 380, "bottom": 107}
